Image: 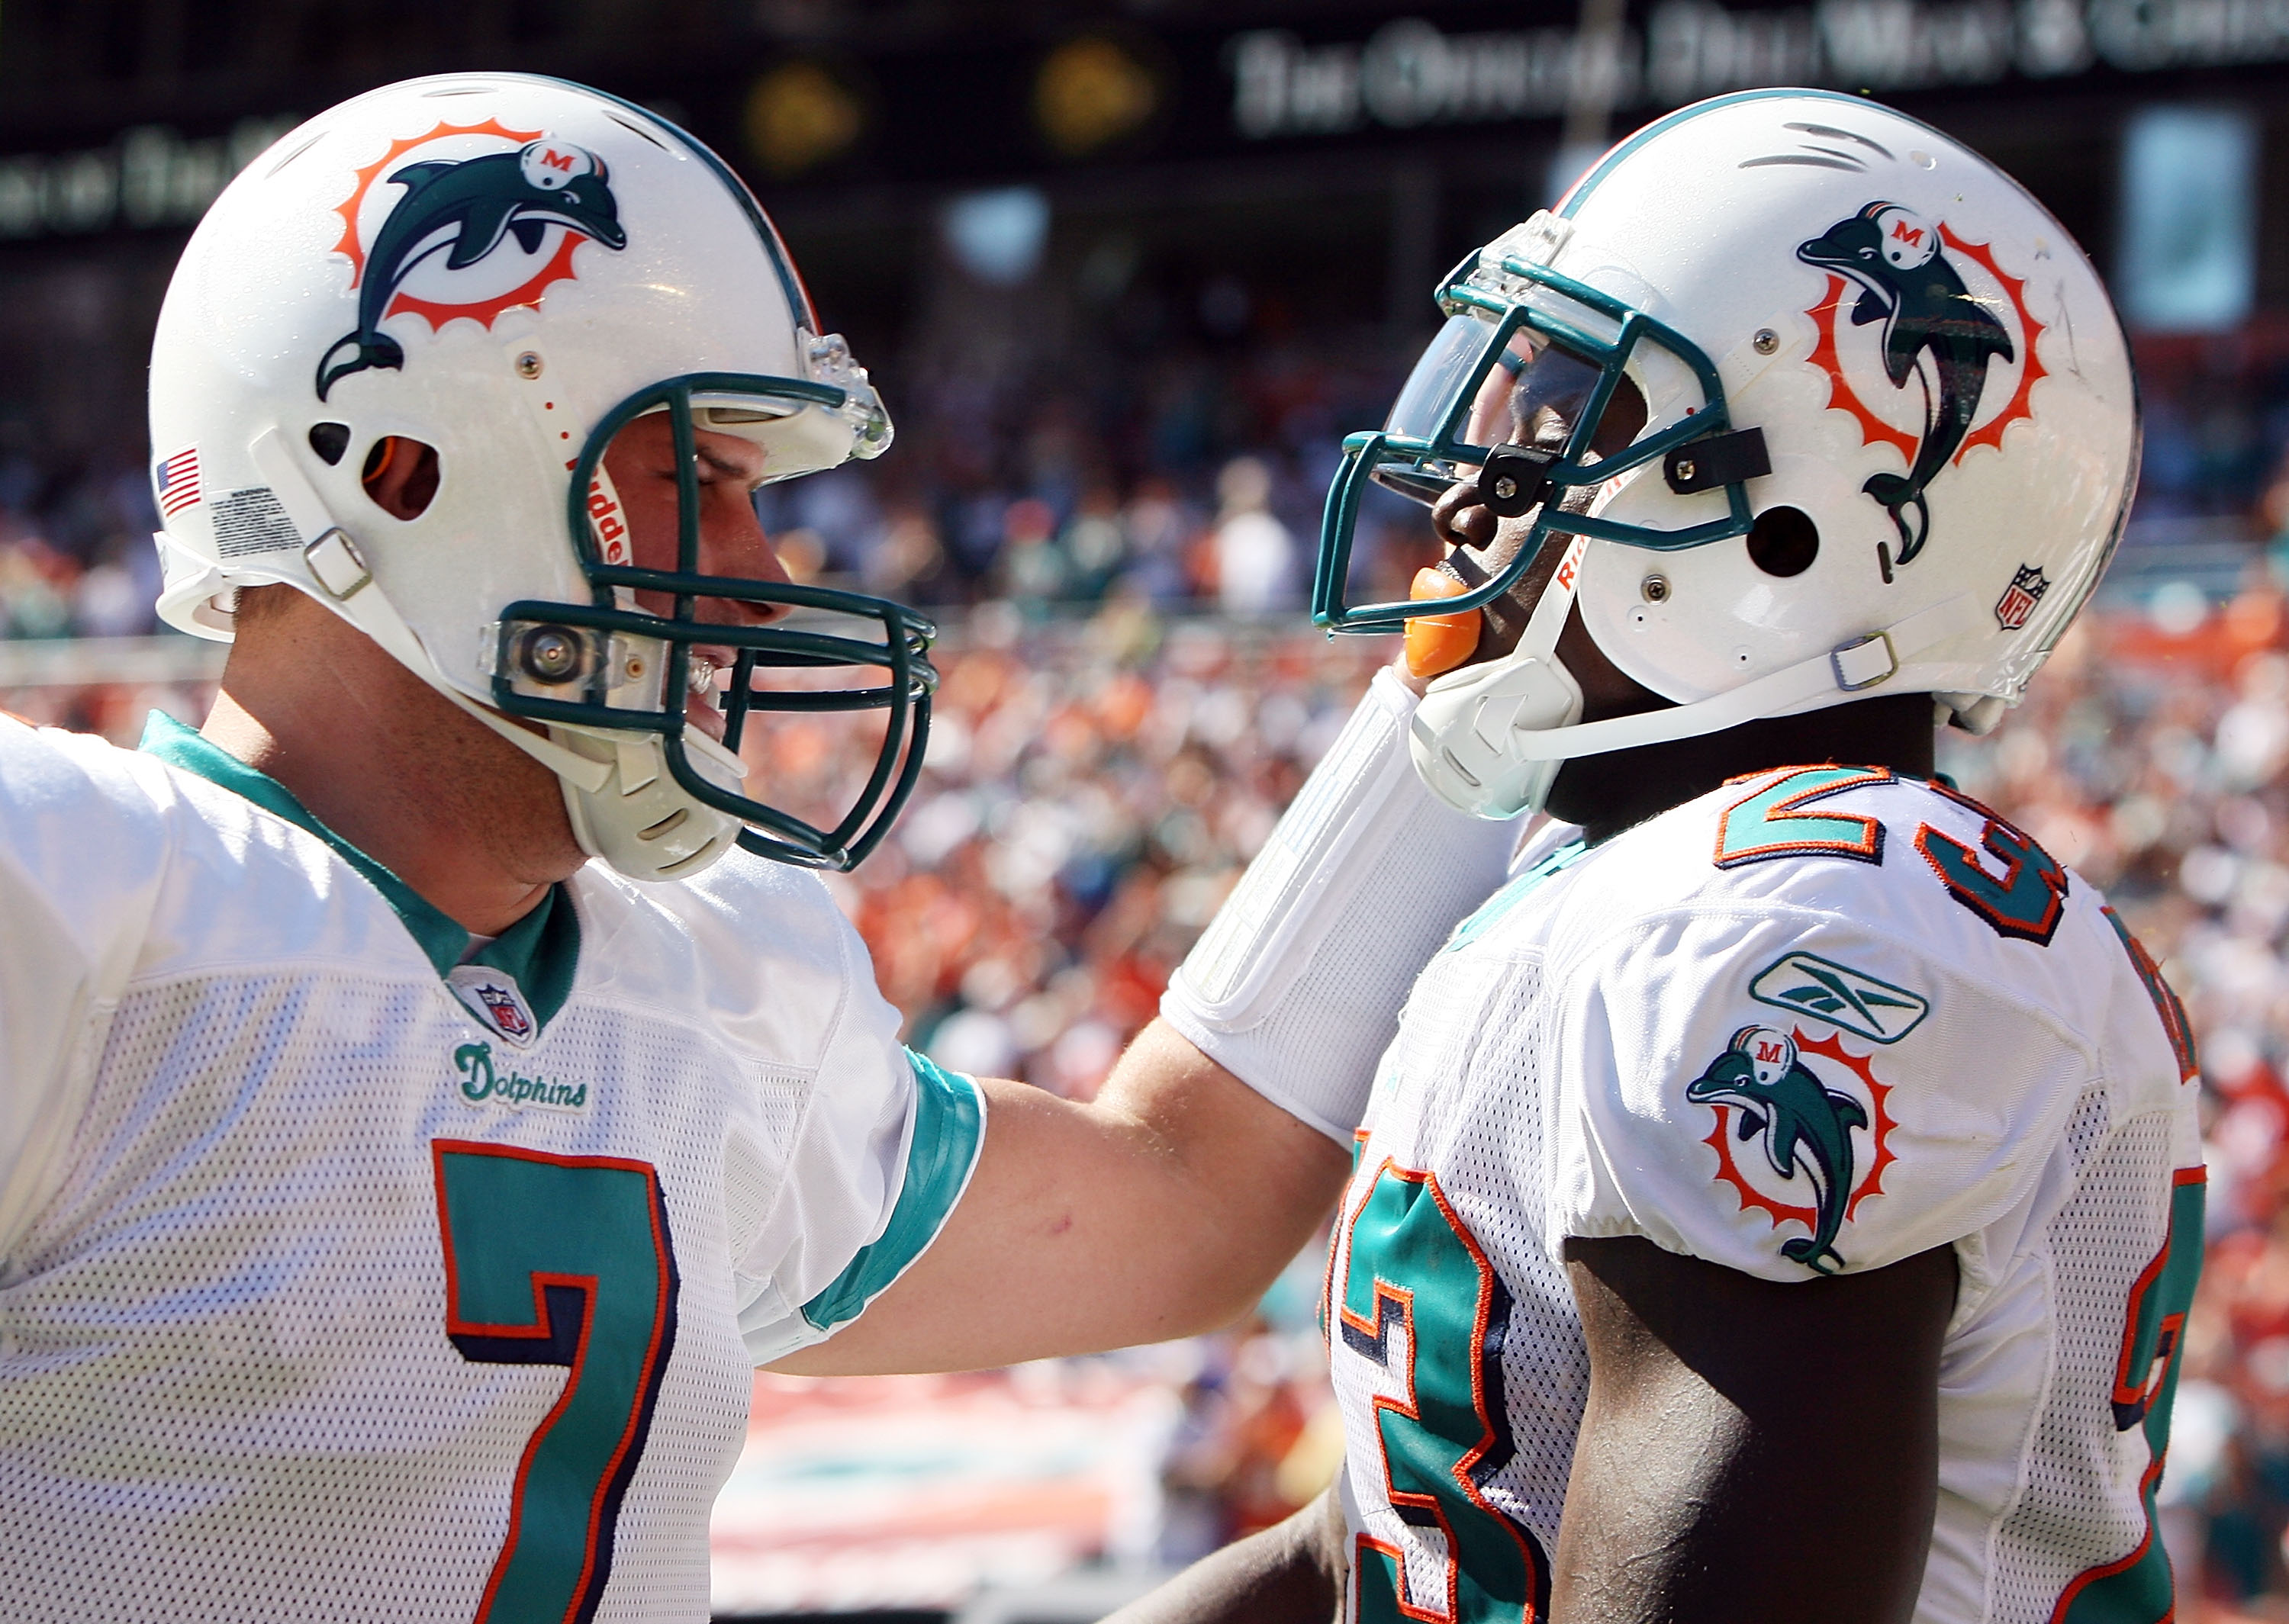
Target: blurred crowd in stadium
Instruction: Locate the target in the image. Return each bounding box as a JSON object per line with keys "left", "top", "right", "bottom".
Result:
{"left": 14, "top": 316, "right": 2289, "bottom": 1610}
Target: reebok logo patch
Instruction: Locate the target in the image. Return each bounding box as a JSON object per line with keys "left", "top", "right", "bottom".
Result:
{"left": 1749, "top": 951, "right": 1929, "bottom": 1045}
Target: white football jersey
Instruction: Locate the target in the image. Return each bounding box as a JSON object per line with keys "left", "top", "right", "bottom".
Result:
{"left": 0, "top": 713, "right": 984, "bottom": 1622}
{"left": 1328, "top": 766, "right": 2203, "bottom": 1624}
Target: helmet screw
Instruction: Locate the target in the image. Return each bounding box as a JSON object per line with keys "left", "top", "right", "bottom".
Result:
{"left": 515, "top": 624, "right": 584, "bottom": 684}
{"left": 1641, "top": 573, "right": 1671, "bottom": 603}
{"left": 1752, "top": 329, "right": 1779, "bottom": 355}
{"left": 514, "top": 351, "right": 544, "bottom": 379}
{"left": 1492, "top": 476, "right": 1519, "bottom": 501}
{"left": 1673, "top": 459, "right": 1695, "bottom": 483}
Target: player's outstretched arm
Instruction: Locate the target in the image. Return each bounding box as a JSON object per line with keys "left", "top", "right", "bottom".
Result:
{"left": 1554, "top": 1235, "right": 1958, "bottom": 1624}
{"left": 1099, "top": 1482, "right": 1346, "bottom": 1624}
{"left": 771, "top": 1018, "right": 1351, "bottom": 1374}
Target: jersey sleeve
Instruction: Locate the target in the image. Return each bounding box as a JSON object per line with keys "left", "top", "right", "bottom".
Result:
{"left": 733, "top": 921, "right": 985, "bottom": 1365}
{"left": 1544, "top": 902, "right": 2093, "bottom": 1283}
{"left": 0, "top": 722, "right": 169, "bottom": 1256}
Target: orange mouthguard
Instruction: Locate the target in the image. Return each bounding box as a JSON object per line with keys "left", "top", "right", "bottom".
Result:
{"left": 1404, "top": 567, "right": 1481, "bottom": 678}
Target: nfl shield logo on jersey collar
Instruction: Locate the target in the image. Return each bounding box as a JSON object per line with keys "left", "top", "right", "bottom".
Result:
{"left": 448, "top": 965, "right": 540, "bottom": 1048}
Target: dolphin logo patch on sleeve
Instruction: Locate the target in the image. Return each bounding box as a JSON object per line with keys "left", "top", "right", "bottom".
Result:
{"left": 1685, "top": 1024, "right": 1895, "bottom": 1275}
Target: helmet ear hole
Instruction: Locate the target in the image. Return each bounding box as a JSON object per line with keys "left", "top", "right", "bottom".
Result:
{"left": 361, "top": 435, "right": 439, "bottom": 520}
{"left": 307, "top": 423, "right": 351, "bottom": 465}
{"left": 1746, "top": 505, "right": 1818, "bottom": 577}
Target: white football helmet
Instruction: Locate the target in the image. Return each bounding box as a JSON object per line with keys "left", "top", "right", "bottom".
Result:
{"left": 149, "top": 72, "right": 932, "bottom": 877}
{"left": 1312, "top": 89, "right": 2139, "bottom": 819}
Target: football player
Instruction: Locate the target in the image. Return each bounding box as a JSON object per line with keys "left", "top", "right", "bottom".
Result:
{"left": 1087, "top": 91, "right": 2198, "bottom": 1624}
{"left": 0, "top": 74, "right": 1515, "bottom": 1619}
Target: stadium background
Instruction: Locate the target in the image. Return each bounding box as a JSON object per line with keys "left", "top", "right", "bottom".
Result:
{"left": 4, "top": 0, "right": 2289, "bottom": 1616}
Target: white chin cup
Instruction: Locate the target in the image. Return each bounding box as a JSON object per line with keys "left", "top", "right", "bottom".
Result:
{"left": 1409, "top": 652, "right": 1584, "bottom": 820}
{"left": 1408, "top": 532, "right": 1589, "bottom": 821}
{"left": 555, "top": 725, "right": 748, "bottom": 883}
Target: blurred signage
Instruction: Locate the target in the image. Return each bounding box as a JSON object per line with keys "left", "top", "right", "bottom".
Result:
{"left": 1035, "top": 34, "right": 1165, "bottom": 159}
{"left": 5, "top": 0, "right": 2289, "bottom": 214}
{"left": 2117, "top": 105, "right": 2258, "bottom": 332}
{"left": 1225, "top": 0, "right": 2289, "bottom": 141}
{"left": 0, "top": 117, "right": 295, "bottom": 242}
{"left": 745, "top": 58, "right": 869, "bottom": 178}
{"left": 711, "top": 1369, "right": 1173, "bottom": 1615}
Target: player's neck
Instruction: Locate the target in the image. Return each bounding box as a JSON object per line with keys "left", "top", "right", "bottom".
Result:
{"left": 198, "top": 598, "right": 584, "bottom": 938}
{"left": 1547, "top": 692, "right": 1940, "bottom": 847}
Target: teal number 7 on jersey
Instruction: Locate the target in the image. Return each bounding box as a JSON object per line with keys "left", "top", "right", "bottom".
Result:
{"left": 433, "top": 1141, "right": 681, "bottom": 1624}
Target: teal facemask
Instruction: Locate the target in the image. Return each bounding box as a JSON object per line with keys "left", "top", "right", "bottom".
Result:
{"left": 489, "top": 375, "right": 936, "bottom": 873}
{"left": 1312, "top": 251, "right": 1771, "bottom": 635}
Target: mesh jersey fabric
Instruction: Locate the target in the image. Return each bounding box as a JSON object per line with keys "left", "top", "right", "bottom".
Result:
{"left": 1328, "top": 767, "right": 2204, "bottom": 1624}
{"left": 0, "top": 715, "right": 984, "bottom": 1622}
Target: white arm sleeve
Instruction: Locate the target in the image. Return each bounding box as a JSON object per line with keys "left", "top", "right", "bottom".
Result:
{"left": 1161, "top": 669, "right": 1521, "bottom": 1142}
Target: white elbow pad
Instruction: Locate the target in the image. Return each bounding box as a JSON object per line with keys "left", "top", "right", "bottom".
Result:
{"left": 1161, "top": 667, "right": 1521, "bottom": 1142}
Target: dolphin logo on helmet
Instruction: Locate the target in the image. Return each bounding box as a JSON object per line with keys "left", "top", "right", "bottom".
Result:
{"left": 316, "top": 140, "right": 626, "bottom": 400}
{"left": 1795, "top": 202, "right": 2016, "bottom": 566}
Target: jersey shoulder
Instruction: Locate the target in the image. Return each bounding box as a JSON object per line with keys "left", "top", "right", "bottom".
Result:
{"left": 1524, "top": 764, "right": 2194, "bottom": 1281}
{"left": 575, "top": 846, "right": 891, "bottom": 1072}
{"left": 15, "top": 718, "right": 443, "bottom": 982}
{"left": 0, "top": 717, "right": 203, "bottom": 972}
{"left": 1546, "top": 766, "right": 2137, "bottom": 1030}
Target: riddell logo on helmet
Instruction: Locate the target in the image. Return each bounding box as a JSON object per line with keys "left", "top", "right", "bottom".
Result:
{"left": 587, "top": 474, "right": 630, "bottom": 565}
{"left": 1795, "top": 202, "right": 2046, "bottom": 569}
{"left": 316, "top": 120, "right": 628, "bottom": 400}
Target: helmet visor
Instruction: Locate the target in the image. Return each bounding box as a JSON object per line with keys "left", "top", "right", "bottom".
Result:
{"left": 1315, "top": 256, "right": 1753, "bottom": 632}
{"left": 1372, "top": 314, "right": 1627, "bottom": 506}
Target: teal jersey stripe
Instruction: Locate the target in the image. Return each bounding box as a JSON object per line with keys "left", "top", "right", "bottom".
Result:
{"left": 801, "top": 1049, "right": 987, "bottom": 1335}
{"left": 1443, "top": 838, "right": 1592, "bottom": 954}
{"left": 139, "top": 711, "right": 581, "bottom": 1029}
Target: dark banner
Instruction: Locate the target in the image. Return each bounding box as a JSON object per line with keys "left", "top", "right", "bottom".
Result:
{"left": 5, "top": 0, "right": 2288, "bottom": 241}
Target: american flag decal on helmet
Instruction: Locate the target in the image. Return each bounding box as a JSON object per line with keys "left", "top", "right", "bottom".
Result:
{"left": 156, "top": 447, "right": 201, "bottom": 517}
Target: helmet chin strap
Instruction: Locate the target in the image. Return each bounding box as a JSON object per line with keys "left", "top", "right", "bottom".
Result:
{"left": 1408, "top": 516, "right": 1990, "bottom": 819}
{"left": 295, "top": 527, "right": 617, "bottom": 796}
{"left": 321, "top": 552, "right": 752, "bottom": 880}
{"left": 314, "top": 549, "right": 761, "bottom": 880}
{"left": 1502, "top": 590, "right": 1988, "bottom": 761}
{"left": 246, "top": 428, "right": 615, "bottom": 798}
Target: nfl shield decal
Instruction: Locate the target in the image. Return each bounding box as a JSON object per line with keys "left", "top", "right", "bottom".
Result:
{"left": 1995, "top": 564, "right": 2050, "bottom": 631}
{"left": 448, "top": 965, "right": 541, "bottom": 1048}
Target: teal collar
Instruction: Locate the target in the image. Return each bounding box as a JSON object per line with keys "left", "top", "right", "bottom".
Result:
{"left": 139, "top": 712, "right": 579, "bottom": 1031}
